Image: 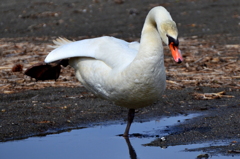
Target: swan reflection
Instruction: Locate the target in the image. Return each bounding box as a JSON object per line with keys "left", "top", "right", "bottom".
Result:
{"left": 125, "top": 137, "right": 137, "bottom": 159}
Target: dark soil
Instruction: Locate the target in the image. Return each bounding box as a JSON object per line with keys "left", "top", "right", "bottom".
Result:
{"left": 1, "top": 0, "right": 240, "bottom": 42}
{"left": 1, "top": 0, "right": 240, "bottom": 157}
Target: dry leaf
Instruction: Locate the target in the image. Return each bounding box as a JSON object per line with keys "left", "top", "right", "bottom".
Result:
{"left": 193, "top": 91, "right": 235, "bottom": 100}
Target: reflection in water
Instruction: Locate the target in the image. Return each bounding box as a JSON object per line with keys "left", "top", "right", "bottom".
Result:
{"left": 121, "top": 114, "right": 200, "bottom": 159}
{"left": 125, "top": 137, "right": 137, "bottom": 159}
{"left": 3, "top": 114, "right": 228, "bottom": 159}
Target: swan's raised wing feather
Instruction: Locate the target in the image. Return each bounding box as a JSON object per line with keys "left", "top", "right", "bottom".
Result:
{"left": 45, "top": 36, "right": 138, "bottom": 68}
{"left": 45, "top": 38, "right": 97, "bottom": 63}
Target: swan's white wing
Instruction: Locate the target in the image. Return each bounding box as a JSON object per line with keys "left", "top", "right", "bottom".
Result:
{"left": 45, "top": 36, "right": 138, "bottom": 68}
{"left": 45, "top": 37, "right": 99, "bottom": 63}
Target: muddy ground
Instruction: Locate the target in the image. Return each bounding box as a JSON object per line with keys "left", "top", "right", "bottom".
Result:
{"left": 0, "top": 0, "right": 240, "bottom": 157}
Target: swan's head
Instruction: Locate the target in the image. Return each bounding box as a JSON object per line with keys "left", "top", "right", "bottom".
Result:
{"left": 159, "top": 20, "right": 183, "bottom": 63}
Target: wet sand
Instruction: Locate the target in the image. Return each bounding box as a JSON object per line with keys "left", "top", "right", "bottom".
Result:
{"left": 1, "top": 0, "right": 240, "bottom": 156}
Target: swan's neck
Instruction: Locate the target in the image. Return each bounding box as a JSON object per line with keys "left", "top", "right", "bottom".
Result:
{"left": 137, "top": 22, "right": 163, "bottom": 60}
{"left": 121, "top": 7, "right": 172, "bottom": 90}
{"left": 121, "top": 16, "right": 165, "bottom": 90}
{"left": 135, "top": 6, "right": 172, "bottom": 61}
{"left": 131, "top": 8, "right": 168, "bottom": 67}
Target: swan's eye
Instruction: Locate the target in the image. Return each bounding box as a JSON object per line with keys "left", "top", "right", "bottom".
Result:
{"left": 167, "top": 35, "right": 179, "bottom": 46}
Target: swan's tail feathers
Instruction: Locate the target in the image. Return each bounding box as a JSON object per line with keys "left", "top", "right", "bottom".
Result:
{"left": 48, "top": 37, "right": 73, "bottom": 48}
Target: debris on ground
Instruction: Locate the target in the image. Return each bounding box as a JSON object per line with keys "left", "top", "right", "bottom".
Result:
{"left": 193, "top": 91, "right": 235, "bottom": 100}
{"left": 1, "top": 35, "right": 239, "bottom": 94}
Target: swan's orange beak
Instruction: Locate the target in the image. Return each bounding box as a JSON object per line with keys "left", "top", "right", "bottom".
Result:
{"left": 169, "top": 42, "right": 183, "bottom": 63}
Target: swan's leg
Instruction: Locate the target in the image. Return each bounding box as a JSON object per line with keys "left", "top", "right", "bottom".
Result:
{"left": 123, "top": 109, "right": 135, "bottom": 137}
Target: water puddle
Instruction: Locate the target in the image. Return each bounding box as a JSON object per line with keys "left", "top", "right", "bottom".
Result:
{"left": 0, "top": 114, "right": 234, "bottom": 159}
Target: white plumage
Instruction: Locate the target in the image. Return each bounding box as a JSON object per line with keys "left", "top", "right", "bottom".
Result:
{"left": 44, "top": 6, "right": 183, "bottom": 136}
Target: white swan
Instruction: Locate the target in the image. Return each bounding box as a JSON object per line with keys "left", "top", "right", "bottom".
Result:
{"left": 27, "top": 6, "right": 183, "bottom": 137}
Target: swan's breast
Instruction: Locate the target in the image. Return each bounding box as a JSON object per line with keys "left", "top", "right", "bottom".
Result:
{"left": 107, "top": 61, "right": 166, "bottom": 109}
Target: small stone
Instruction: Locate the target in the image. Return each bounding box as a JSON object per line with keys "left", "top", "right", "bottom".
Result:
{"left": 160, "top": 137, "right": 166, "bottom": 141}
